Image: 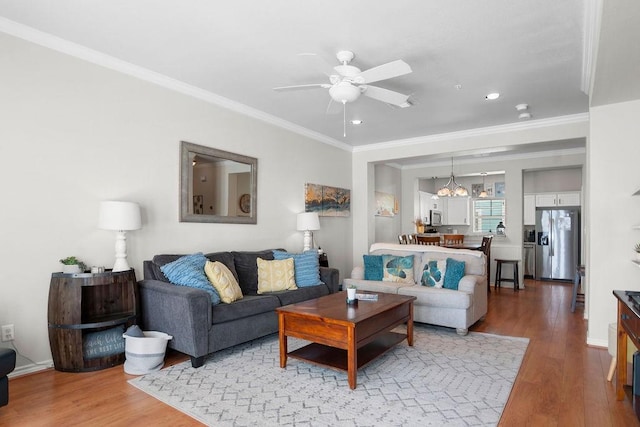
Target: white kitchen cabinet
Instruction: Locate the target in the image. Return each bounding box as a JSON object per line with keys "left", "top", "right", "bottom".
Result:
{"left": 557, "top": 192, "right": 581, "bottom": 206}
{"left": 535, "top": 192, "right": 581, "bottom": 207}
{"left": 430, "top": 196, "right": 444, "bottom": 212}
{"left": 524, "top": 194, "right": 536, "bottom": 225}
{"left": 535, "top": 194, "right": 558, "bottom": 207}
{"left": 445, "top": 197, "right": 469, "bottom": 225}
{"left": 418, "top": 191, "right": 433, "bottom": 222}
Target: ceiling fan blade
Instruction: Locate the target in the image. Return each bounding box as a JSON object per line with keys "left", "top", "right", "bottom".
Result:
{"left": 363, "top": 85, "right": 411, "bottom": 107}
{"left": 357, "top": 60, "right": 412, "bottom": 84}
{"left": 273, "top": 83, "right": 330, "bottom": 91}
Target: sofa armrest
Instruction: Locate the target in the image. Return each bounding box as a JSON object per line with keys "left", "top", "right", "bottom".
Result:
{"left": 320, "top": 267, "right": 340, "bottom": 293}
{"left": 137, "top": 279, "right": 211, "bottom": 359}
{"left": 458, "top": 275, "right": 485, "bottom": 293}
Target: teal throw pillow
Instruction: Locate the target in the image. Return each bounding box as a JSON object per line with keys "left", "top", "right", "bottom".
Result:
{"left": 421, "top": 259, "right": 446, "bottom": 288}
{"left": 160, "top": 253, "right": 221, "bottom": 304}
{"left": 363, "top": 255, "right": 383, "bottom": 280}
{"left": 272, "top": 250, "right": 322, "bottom": 287}
{"left": 382, "top": 255, "right": 414, "bottom": 284}
{"left": 443, "top": 258, "right": 466, "bottom": 290}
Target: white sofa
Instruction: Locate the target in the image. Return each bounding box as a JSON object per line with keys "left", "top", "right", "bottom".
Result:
{"left": 344, "top": 243, "right": 488, "bottom": 335}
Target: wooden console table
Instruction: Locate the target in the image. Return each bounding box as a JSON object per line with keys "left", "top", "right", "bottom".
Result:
{"left": 614, "top": 290, "right": 640, "bottom": 410}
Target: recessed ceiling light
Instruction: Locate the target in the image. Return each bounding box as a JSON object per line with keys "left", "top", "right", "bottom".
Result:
{"left": 515, "top": 103, "right": 529, "bottom": 111}
{"left": 519, "top": 112, "right": 532, "bottom": 120}
{"left": 350, "top": 119, "right": 363, "bottom": 125}
{"left": 485, "top": 92, "right": 500, "bottom": 100}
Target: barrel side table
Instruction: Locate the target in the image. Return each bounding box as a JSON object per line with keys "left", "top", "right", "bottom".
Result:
{"left": 47, "top": 269, "right": 137, "bottom": 372}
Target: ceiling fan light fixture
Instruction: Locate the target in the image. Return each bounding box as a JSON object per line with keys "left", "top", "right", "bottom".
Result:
{"left": 329, "top": 82, "right": 361, "bottom": 103}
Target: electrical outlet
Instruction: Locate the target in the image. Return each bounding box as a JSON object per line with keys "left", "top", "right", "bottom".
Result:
{"left": 1, "top": 324, "right": 14, "bottom": 342}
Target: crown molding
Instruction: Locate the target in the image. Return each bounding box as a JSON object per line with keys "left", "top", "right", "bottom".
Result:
{"left": 398, "top": 146, "right": 586, "bottom": 170}
{"left": 352, "top": 113, "right": 590, "bottom": 153}
{"left": 0, "top": 17, "right": 351, "bottom": 152}
{"left": 582, "top": 0, "right": 602, "bottom": 96}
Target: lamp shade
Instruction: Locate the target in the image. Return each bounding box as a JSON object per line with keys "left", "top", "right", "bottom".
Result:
{"left": 296, "top": 212, "right": 320, "bottom": 231}
{"left": 98, "top": 201, "right": 142, "bottom": 231}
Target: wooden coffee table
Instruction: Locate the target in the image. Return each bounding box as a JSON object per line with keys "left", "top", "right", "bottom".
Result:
{"left": 276, "top": 291, "right": 416, "bottom": 389}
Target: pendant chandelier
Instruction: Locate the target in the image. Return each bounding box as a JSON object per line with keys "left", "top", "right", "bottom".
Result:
{"left": 437, "top": 158, "right": 468, "bottom": 197}
{"left": 479, "top": 172, "right": 488, "bottom": 198}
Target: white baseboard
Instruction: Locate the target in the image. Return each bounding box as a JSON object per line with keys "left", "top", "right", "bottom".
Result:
{"left": 587, "top": 338, "right": 607, "bottom": 348}
{"left": 9, "top": 359, "right": 54, "bottom": 378}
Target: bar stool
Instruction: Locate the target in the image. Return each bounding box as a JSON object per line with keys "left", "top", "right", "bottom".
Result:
{"left": 571, "top": 265, "right": 585, "bottom": 312}
{"left": 495, "top": 259, "right": 520, "bottom": 291}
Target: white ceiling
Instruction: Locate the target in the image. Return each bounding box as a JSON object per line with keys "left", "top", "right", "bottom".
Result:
{"left": 0, "top": 0, "right": 594, "bottom": 152}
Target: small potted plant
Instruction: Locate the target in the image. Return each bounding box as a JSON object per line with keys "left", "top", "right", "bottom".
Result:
{"left": 346, "top": 284, "right": 357, "bottom": 305}
{"left": 635, "top": 243, "right": 640, "bottom": 261}
{"left": 60, "top": 256, "right": 86, "bottom": 274}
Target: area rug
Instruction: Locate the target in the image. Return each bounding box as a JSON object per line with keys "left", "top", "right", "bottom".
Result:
{"left": 129, "top": 325, "right": 528, "bottom": 426}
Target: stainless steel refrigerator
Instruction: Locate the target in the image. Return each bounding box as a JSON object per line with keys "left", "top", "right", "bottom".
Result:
{"left": 535, "top": 208, "right": 580, "bottom": 280}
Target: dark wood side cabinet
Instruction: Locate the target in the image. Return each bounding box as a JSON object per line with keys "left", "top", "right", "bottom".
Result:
{"left": 614, "top": 290, "right": 640, "bottom": 419}
{"left": 47, "top": 269, "right": 137, "bottom": 372}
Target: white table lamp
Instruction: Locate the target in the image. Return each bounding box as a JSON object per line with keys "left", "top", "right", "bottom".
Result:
{"left": 98, "top": 201, "right": 142, "bottom": 272}
{"left": 297, "top": 212, "right": 320, "bottom": 252}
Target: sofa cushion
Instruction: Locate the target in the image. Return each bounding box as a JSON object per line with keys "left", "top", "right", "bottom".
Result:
{"left": 160, "top": 253, "right": 221, "bottom": 305}
{"left": 272, "top": 250, "right": 322, "bottom": 287}
{"left": 444, "top": 258, "right": 466, "bottom": 290}
{"left": 363, "top": 255, "right": 383, "bottom": 280}
{"left": 205, "top": 261, "right": 243, "bottom": 304}
{"left": 397, "top": 285, "right": 472, "bottom": 310}
{"left": 382, "top": 255, "right": 414, "bottom": 284}
{"left": 257, "top": 258, "right": 297, "bottom": 294}
{"left": 420, "top": 259, "right": 446, "bottom": 288}
{"left": 211, "top": 295, "right": 280, "bottom": 324}
{"left": 271, "top": 284, "right": 329, "bottom": 306}
{"left": 232, "top": 250, "right": 275, "bottom": 294}
{"left": 204, "top": 252, "right": 239, "bottom": 282}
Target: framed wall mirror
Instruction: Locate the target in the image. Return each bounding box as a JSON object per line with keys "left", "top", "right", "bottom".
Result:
{"left": 180, "top": 141, "right": 257, "bottom": 224}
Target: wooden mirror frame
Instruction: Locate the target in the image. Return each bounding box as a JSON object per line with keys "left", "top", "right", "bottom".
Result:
{"left": 179, "top": 141, "right": 257, "bottom": 224}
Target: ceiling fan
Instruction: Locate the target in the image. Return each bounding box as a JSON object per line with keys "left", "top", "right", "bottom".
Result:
{"left": 275, "top": 50, "right": 413, "bottom": 107}
{"left": 274, "top": 50, "right": 413, "bottom": 136}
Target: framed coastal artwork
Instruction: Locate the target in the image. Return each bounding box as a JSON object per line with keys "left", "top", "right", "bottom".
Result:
{"left": 374, "top": 191, "right": 397, "bottom": 217}
{"left": 304, "top": 183, "right": 350, "bottom": 217}
{"left": 494, "top": 182, "right": 505, "bottom": 198}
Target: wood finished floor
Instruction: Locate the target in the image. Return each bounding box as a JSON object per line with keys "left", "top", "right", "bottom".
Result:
{"left": 1, "top": 279, "right": 638, "bottom": 426}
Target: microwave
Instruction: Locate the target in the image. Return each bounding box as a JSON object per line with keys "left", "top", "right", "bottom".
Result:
{"left": 428, "top": 210, "right": 443, "bottom": 227}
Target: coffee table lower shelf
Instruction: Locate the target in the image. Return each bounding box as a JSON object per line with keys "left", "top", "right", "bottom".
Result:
{"left": 287, "top": 331, "right": 406, "bottom": 372}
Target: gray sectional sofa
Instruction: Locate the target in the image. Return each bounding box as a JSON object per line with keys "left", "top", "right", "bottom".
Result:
{"left": 139, "top": 249, "right": 340, "bottom": 368}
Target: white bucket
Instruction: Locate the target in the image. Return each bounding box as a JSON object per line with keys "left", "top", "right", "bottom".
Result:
{"left": 123, "top": 331, "right": 173, "bottom": 375}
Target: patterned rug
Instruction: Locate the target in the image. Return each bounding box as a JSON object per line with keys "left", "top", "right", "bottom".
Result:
{"left": 129, "top": 325, "right": 528, "bottom": 426}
